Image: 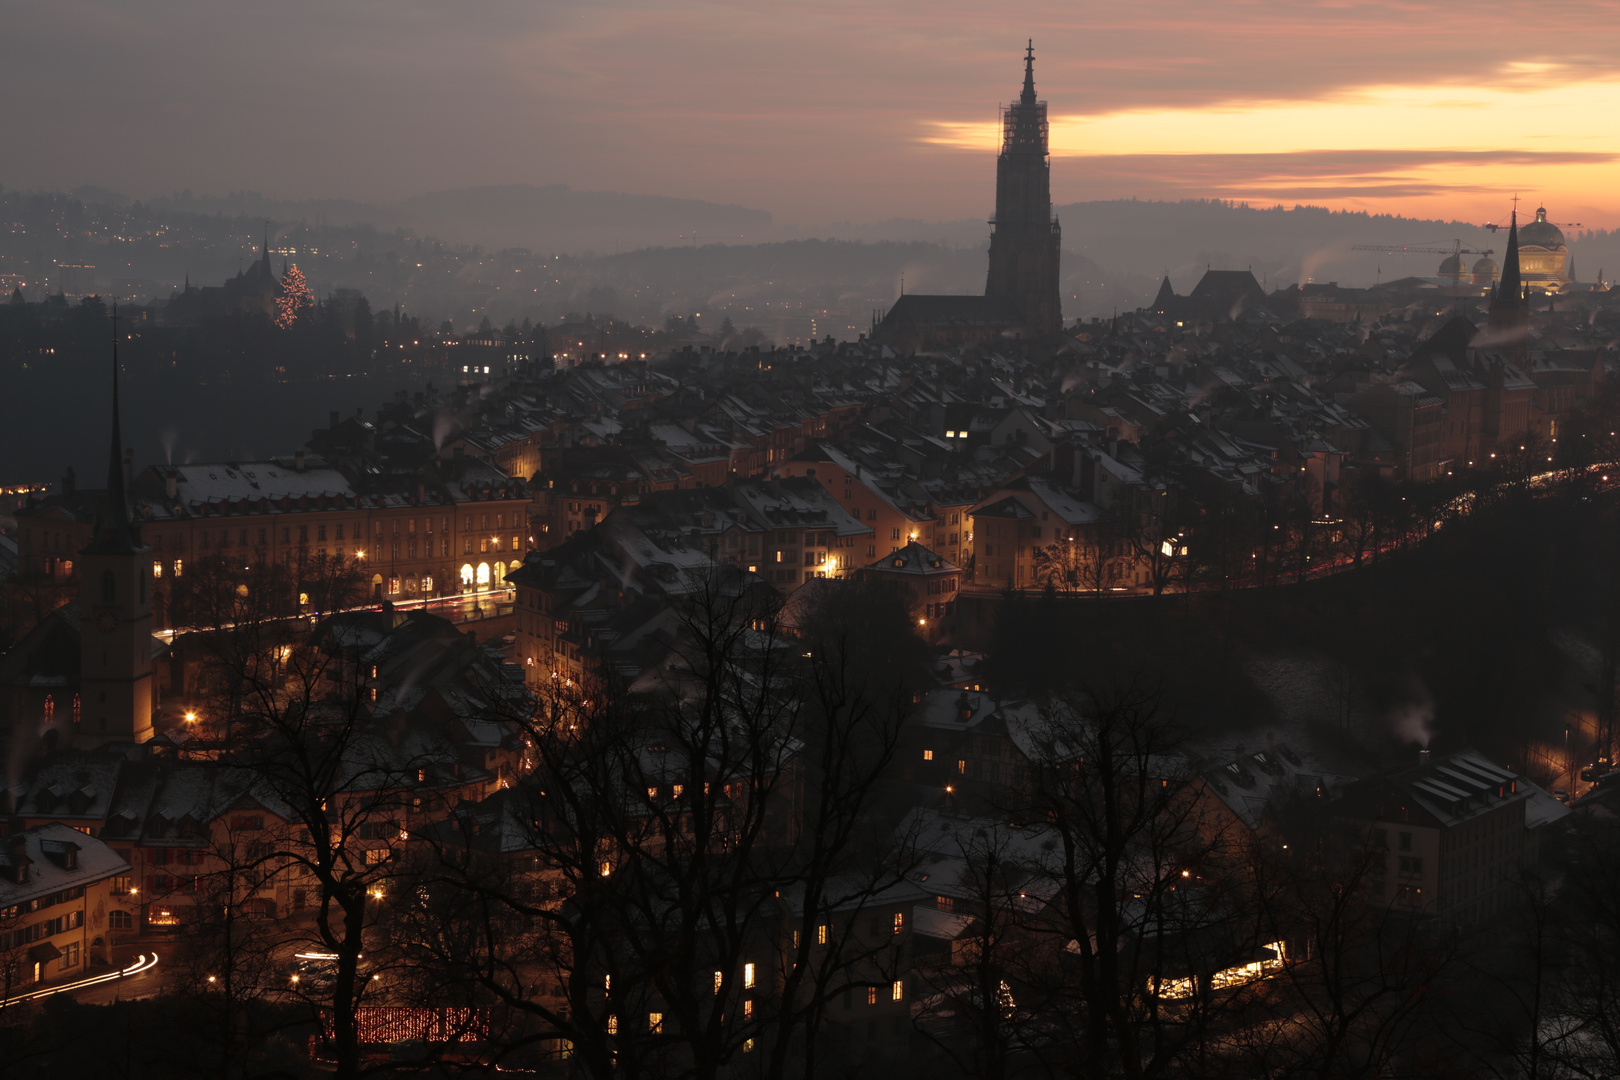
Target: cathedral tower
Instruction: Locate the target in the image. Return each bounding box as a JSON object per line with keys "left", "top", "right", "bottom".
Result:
{"left": 985, "top": 41, "right": 1063, "bottom": 336}
{"left": 77, "top": 311, "right": 155, "bottom": 745}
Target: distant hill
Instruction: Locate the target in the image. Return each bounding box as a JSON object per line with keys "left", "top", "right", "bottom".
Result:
{"left": 806, "top": 199, "right": 1617, "bottom": 301}
{"left": 144, "top": 184, "right": 775, "bottom": 255}
{"left": 400, "top": 185, "right": 773, "bottom": 254}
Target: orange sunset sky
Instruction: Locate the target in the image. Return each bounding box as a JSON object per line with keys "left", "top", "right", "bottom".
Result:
{"left": 6, "top": 0, "right": 1618, "bottom": 229}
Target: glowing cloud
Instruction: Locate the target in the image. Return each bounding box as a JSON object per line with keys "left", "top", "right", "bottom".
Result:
{"left": 921, "top": 66, "right": 1620, "bottom": 222}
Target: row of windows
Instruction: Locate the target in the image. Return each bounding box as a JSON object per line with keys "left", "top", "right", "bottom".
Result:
{"left": 0, "top": 885, "right": 84, "bottom": 919}
{"left": 107, "top": 510, "right": 525, "bottom": 560}
{"left": 6, "top": 908, "right": 82, "bottom": 947}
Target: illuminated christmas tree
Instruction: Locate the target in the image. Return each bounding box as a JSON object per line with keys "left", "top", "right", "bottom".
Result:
{"left": 274, "top": 264, "right": 314, "bottom": 328}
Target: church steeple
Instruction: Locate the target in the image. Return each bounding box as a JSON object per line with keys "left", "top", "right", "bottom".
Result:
{"left": 1488, "top": 209, "right": 1530, "bottom": 356}
{"left": 1152, "top": 274, "right": 1177, "bottom": 313}
{"left": 85, "top": 305, "right": 140, "bottom": 555}
{"left": 1496, "top": 209, "right": 1524, "bottom": 306}
{"left": 77, "top": 305, "right": 155, "bottom": 746}
{"left": 1020, "top": 39, "right": 1037, "bottom": 106}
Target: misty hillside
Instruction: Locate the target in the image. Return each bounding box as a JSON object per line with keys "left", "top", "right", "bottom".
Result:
{"left": 143, "top": 184, "right": 775, "bottom": 254}
{"left": 810, "top": 200, "right": 1620, "bottom": 305}
{"left": 10, "top": 184, "right": 1620, "bottom": 326}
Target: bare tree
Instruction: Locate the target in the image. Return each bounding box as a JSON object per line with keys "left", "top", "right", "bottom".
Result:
{"left": 411, "top": 572, "right": 927, "bottom": 1080}
{"left": 1013, "top": 680, "right": 1261, "bottom": 1079}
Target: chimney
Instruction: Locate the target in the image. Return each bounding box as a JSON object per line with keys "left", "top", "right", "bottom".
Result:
{"left": 1418, "top": 749, "right": 1432, "bottom": 768}
{"left": 164, "top": 472, "right": 178, "bottom": 500}
{"left": 294, "top": 450, "right": 306, "bottom": 473}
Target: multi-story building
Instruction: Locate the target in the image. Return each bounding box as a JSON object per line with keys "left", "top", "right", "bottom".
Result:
{"left": 1336, "top": 749, "right": 1568, "bottom": 925}
{"left": 0, "top": 822, "right": 133, "bottom": 988}
{"left": 15, "top": 452, "right": 531, "bottom": 627}
{"left": 855, "top": 542, "right": 961, "bottom": 643}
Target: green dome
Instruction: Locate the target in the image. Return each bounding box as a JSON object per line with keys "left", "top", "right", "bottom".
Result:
{"left": 1519, "top": 206, "right": 1566, "bottom": 250}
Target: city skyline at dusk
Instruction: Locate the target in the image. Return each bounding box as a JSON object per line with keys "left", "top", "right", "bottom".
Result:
{"left": 10, "top": 8, "right": 1620, "bottom": 1078}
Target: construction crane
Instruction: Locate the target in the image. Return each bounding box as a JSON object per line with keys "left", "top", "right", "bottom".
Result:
{"left": 1481, "top": 195, "right": 1581, "bottom": 233}
{"left": 1483, "top": 216, "right": 1582, "bottom": 233}
{"left": 1349, "top": 239, "right": 1493, "bottom": 259}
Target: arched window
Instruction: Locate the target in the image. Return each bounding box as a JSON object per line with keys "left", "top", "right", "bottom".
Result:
{"left": 460, "top": 564, "right": 475, "bottom": 588}
{"left": 101, "top": 569, "right": 115, "bottom": 603}
{"left": 476, "top": 563, "right": 491, "bottom": 588}
{"left": 43, "top": 694, "right": 55, "bottom": 722}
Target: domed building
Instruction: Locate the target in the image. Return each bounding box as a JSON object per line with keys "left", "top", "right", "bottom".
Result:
{"left": 1438, "top": 252, "right": 1466, "bottom": 285}
{"left": 1471, "top": 254, "right": 1498, "bottom": 285}
{"left": 1515, "top": 206, "right": 1569, "bottom": 291}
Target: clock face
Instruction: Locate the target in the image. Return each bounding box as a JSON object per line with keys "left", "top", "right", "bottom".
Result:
{"left": 96, "top": 611, "right": 117, "bottom": 634}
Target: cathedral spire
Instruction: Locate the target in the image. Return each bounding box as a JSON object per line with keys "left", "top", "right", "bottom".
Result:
{"left": 1487, "top": 208, "right": 1530, "bottom": 352}
{"left": 1496, "top": 208, "right": 1524, "bottom": 308}
{"left": 1021, "top": 39, "right": 1037, "bottom": 105}
{"left": 86, "top": 304, "right": 140, "bottom": 555}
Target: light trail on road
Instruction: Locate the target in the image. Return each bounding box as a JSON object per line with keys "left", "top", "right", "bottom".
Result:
{"left": 0, "top": 951, "right": 160, "bottom": 1007}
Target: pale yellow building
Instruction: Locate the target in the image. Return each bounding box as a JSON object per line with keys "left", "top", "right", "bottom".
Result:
{"left": 1517, "top": 206, "right": 1570, "bottom": 292}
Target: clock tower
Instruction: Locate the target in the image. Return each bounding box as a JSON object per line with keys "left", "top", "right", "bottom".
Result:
{"left": 76, "top": 312, "right": 155, "bottom": 745}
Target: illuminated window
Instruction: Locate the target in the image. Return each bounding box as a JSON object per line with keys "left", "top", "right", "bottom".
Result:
{"left": 892, "top": 979, "right": 904, "bottom": 1001}
{"left": 604, "top": 973, "right": 611, "bottom": 991}
{"left": 744, "top": 1038, "right": 756, "bottom": 1053}
{"left": 153, "top": 559, "right": 163, "bottom": 578}
{"left": 600, "top": 860, "right": 612, "bottom": 877}
{"left": 818, "top": 924, "right": 828, "bottom": 945}
{"left": 648, "top": 1012, "right": 662, "bottom": 1033}
{"left": 606, "top": 1015, "right": 617, "bottom": 1035}
{"left": 744, "top": 962, "right": 756, "bottom": 989}
{"left": 173, "top": 558, "right": 183, "bottom": 577}
{"left": 714, "top": 970, "right": 723, "bottom": 994}
{"left": 922, "top": 749, "right": 934, "bottom": 761}
{"left": 893, "top": 911, "right": 904, "bottom": 934}
{"left": 743, "top": 999, "right": 753, "bottom": 1019}
{"left": 867, "top": 986, "right": 877, "bottom": 1006}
